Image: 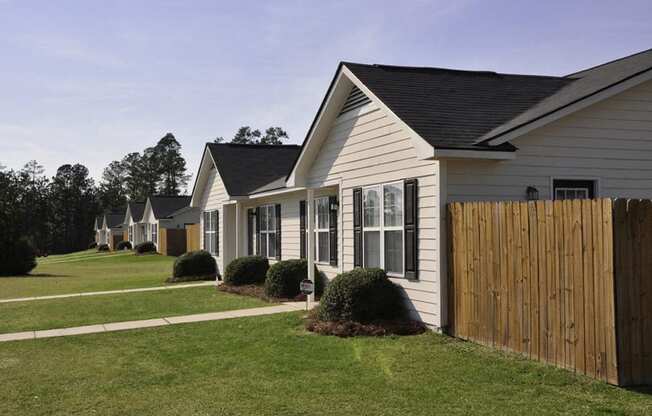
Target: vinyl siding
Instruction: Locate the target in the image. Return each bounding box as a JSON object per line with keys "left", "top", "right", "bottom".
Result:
{"left": 307, "top": 104, "right": 443, "bottom": 328}
{"left": 447, "top": 79, "right": 652, "bottom": 201}
{"left": 199, "top": 167, "right": 228, "bottom": 274}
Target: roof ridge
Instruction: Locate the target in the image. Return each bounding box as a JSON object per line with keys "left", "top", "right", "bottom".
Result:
{"left": 565, "top": 47, "right": 652, "bottom": 78}
{"left": 342, "top": 61, "right": 566, "bottom": 80}
{"left": 208, "top": 142, "right": 300, "bottom": 148}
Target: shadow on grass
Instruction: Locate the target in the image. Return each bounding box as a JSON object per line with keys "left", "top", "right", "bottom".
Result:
{"left": 0, "top": 273, "right": 71, "bottom": 278}
{"left": 625, "top": 386, "right": 652, "bottom": 396}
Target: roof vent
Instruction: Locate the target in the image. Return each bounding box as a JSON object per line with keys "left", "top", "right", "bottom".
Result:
{"left": 338, "top": 86, "right": 371, "bottom": 116}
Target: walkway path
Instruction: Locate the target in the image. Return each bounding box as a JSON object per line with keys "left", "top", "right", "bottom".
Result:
{"left": 0, "top": 302, "right": 306, "bottom": 342}
{"left": 0, "top": 281, "right": 215, "bottom": 304}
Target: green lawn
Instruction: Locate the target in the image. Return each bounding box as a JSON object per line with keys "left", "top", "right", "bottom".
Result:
{"left": 0, "top": 287, "right": 267, "bottom": 333}
{"left": 0, "top": 250, "right": 178, "bottom": 299}
{"left": 1, "top": 312, "right": 650, "bottom": 415}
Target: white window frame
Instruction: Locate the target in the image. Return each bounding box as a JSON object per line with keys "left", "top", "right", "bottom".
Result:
{"left": 314, "top": 196, "right": 330, "bottom": 264}
{"left": 128, "top": 225, "right": 133, "bottom": 243}
{"left": 362, "top": 181, "right": 405, "bottom": 278}
{"left": 259, "top": 205, "right": 277, "bottom": 259}
{"left": 204, "top": 210, "right": 218, "bottom": 256}
{"left": 152, "top": 223, "right": 158, "bottom": 247}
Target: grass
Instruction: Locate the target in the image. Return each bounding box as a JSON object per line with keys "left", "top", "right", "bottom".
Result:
{"left": 0, "top": 287, "right": 268, "bottom": 333}
{"left": 1, "top": 312, "right": 651, "bottom": 415}
{"left": 0, "top": 250, "right": 178, "bottom": 299}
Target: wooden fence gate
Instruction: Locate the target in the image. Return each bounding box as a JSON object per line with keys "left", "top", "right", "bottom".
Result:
{"left": 448, "top": 198, "right": 652, "bottom": 386}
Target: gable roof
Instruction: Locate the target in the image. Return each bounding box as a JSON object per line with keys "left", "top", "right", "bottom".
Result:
{"left": 165, "top": 205, "right": 200, "bottom": 220}
{"left": 207, "top": 143, "right": 301, "bottom": 196}
{"left": 127, "top": 201, "right": 146, "bottom": 222}
{"left": 344, "top": 62, "right": 572, "bottom": 151}
{"left": 148, "top": 196, "right": 192, "bottom": 219}
{"left": 94, "top": 216, "right": 102, "bottom": 230}
{"left": 478, "top": 48, "right": 652, "bottom": 144}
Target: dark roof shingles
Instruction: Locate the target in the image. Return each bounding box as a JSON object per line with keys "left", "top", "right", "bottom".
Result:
{"left": 149, "top": 196, "right": 192, "bottom": 219}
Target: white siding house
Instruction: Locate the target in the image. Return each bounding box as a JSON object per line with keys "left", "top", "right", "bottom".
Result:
{"left": 190, "top": 49, "right": 652, "bottom": 329}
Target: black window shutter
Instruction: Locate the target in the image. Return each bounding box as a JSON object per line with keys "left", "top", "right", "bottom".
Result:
{"left": 203, "top": 211, "right": 209, "bottom": 252}
{"left": 275, "top": 204, "right": 281, "bottom": 260}
{"left": 299, "top": 200, "right": 306, "bottom": 259}
{"left": 255, "top": 207, "right": 261, "bottom": 256}
{"left": 353, "top": 188, "right": 362, "bottom": 268}
{"left": 214, "top": 210, "right": 219, "bottom": 256}
{"left": 329, "top": 196, "right": 338, "bottom": 266}
{"left": 247, "top": 209, "right": 254, "bottom": 255}
{"left": 404, "top": 178, "right": 418, "bottom": 279}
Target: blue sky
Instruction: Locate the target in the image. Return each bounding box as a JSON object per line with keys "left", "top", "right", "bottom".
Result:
{"left": 1, "top": 0, "right": 651, "bottom": 188}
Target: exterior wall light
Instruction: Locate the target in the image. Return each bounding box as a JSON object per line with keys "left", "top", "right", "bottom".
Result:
{"left": 526, "top": 186, "right": 539, "bottom": 201}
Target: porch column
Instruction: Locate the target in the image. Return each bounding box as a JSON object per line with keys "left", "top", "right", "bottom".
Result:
{"left": 307, "top": 188, "right": 315, "bottom": 305}
{"left": 235, "top": 202, "right": 241, "bottom": 258}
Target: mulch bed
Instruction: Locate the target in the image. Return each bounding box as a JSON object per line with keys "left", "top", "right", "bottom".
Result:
{"left": 304, "top": 311, "right": 427, "bottom": 337}
{"left": 217, "top": 283, "right": 320, "bottom": 303}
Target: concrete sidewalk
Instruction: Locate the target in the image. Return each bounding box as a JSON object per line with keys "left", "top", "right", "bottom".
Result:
{"left": 0, "top": 302, "right": 306, "bottom": 343}
{"left": 0, "top": 281, "right": 215, "bottom": 304}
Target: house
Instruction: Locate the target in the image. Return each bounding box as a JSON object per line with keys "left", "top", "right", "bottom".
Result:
{"left": 101, "top": 211, "right": 126, "bottom": 249}
{"left": 123, "top": 201, "right": 146, "bottom": 246}
{"left": 93, "top": 216, "right": 103, "bottom": 244}
{"left": 190, "top": 48, "right": 652, "bottom": 329}
{"left": 140, "top": 195, "right": 198, "bottom": 255}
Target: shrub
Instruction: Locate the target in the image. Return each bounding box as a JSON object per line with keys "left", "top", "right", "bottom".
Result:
{"left": 116, "top": 241, "right": 132, "bottom": 251}
{"left": 88, "top": 241, "right": 97, "bottom": 249}
{"left": 264, "top": 259, "right": 326, "bottom": 299}
{"left": 223, "top": 256, "right": 269, "bottom": 286}
{"left": 0, "top": 239, "right": 37, "bottom": 276}
{"left": 168, "top": 250, "right": 217, "bottom": 282}
{"left": 97, "top": 243, "right": 110, "bottom": 252}
{"left": 135, "top": 241, "right": 157, "bottom": 255}
{"left": 317, "top": 268, "right": 404, "bottom": 323}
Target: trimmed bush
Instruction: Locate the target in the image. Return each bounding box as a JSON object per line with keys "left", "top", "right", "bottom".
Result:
{"left": 88, "top": 241, "right": 97, "bottom": 249}
{"left": 224, "top": 256, "right": 269, "bottom": 286}
{"left": 116, "top": 240, "right": 132, "bottom": 251}
{"left": 264, "top": 259, "right": 325, "bottom": 299}
{"left": 0, "top": 239, "right": 37, "bottom": 276}
{"left": 134, "top": 241, "right": 157, "bottom": 255}
{"left": 97, "top": 243, "right": 110, "bottom": 252}
{"left": 168, "top": 250, "right": 217, "bottom": 282}
{"left": 318, "top": 268, "right": 404, "bottom": 323}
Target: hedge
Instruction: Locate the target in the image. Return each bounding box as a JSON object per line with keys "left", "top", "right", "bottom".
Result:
{"left": 0, "top": 239, "right": 37, "bottom": 276}
{"left": 223, "top": 256, "right": 269, "bottom": 286}
{"left": 264, "top": 259, "right": 325, "bottom": 299}
{"left": 135, "top": 241, "right": 157, "bottom": 255}
{"left": 317, "top": 268, "right": 403, "bottom": 323}
{"left": 97, "top": 243, "right": 110, "bottom": 252}
{"left": 116, "top": 241, "right": 132, "bottom": 250}
{"left": 168, "top": 250, "right": 217, "bottom": 282}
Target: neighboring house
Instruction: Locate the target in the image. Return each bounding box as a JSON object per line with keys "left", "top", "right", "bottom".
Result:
{"left": 101, "top": 211, "right": 126, "bottom": 249}
{"left": 123, "top": 201, "right": 146, "bottom": 246}
{"left": 93, "top": 216, "right": 103, "bottom": 245}
{"left": 141, "top": 195, "right": 197, "bottom": 255}
{"left": 190, "top": 48, "right": 652, "bottom": 329}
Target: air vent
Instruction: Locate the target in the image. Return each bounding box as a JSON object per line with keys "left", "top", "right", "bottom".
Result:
{"left": 338, "top": 86, "right": 371, "bottom": 116}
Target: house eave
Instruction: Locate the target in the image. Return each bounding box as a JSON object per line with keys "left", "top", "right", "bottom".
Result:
{"left": 434, "top": 148, "right": 517, "bottom": 160}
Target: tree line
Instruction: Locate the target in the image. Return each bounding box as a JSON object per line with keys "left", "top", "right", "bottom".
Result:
{"left": 0, "top": 126, "right": 288, "bottom": 259}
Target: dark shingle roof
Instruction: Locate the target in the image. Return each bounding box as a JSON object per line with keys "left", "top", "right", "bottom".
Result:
{"left": 128, "top": 202, "right": 146, "bottom": 222}
{"left": 343, "top": 48, "right": 652, "bottom": 149}
{"left": 165, "top": 205, "right": 200, "bottom": 220}
{"left": 149, "top": 196, "right": 192, "bottom": 219}
{"left": 344, "top": 62, "right": 572, "bottom": 150}
{"left": 207, "top": 143, "right": 301, "bottom": 196}
{"left": 477, "top": 48, "right": 652, "bottom": 143}
{"left": 105, "top": 213, "right": 125, "bottom": 229}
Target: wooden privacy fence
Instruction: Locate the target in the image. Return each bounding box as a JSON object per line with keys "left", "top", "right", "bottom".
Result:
{"left": 159, "top": 228, "right": 188, "bottom": 257}
{"left": 448, "top": 198, "right": 652, "bottom": 386}
{"left": 186, "top": 224, "right": 200, "bottom": 253}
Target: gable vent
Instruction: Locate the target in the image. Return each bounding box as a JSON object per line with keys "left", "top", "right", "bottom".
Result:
{"left": 338, "top": 86, "right": 371, "bottom": 116}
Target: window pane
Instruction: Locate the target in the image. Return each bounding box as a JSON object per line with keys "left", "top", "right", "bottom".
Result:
{"left": 363, "top": 188, "right": 380, "bottom": 227}
{"left": 267, "top": 206, "right": 276, "bottom": 231}
{"left": 384, "top": 183, "right": 403, "bottom": 227}
{"left": 260, "top": 207, "right": 268, "bottom": 231}
{"left": 363, "top": 231, "right": 380, "bottom": 268}
{"left": 316, "top": 198, "right": 329, "bottom": 229}
{"left": 260, "top": 233, "right": 267, "bottom": 257}
{"left": 268, "top": 232, "right": 276, "bottom": 258}
{"left": 318, "top": 231, "right": 329, "bottom": 262}
{"left": 384, "top": 230, "right": 403, "bottom": 274}
{"left": 211, "top": 211, "right": 218, "bottom": 231}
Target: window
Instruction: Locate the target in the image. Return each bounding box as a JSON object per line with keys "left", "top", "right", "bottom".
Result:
{"left": 128, "top": 225, "right": 133, "bottom": 242}
{"left": 363, "top": 183, "right": 404, "bottom": 276}
{"left": 314, "top": 197, "right": 330, "bottom": 263}
{"left": 152, "top": 224, "right": 158, "bottom": 247}
{"left": 553, "top": 179, "right": 596, "bottom": 200}
{"left": 259, "top": 205, "right": 277, "bottom": 258}
{"left": 203, "top": 210, "right": 218, "bottom": 255}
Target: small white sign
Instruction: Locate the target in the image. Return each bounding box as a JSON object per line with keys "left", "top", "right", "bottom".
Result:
{"left": 300, "top": 279, "right": 314, "bottom": 295}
